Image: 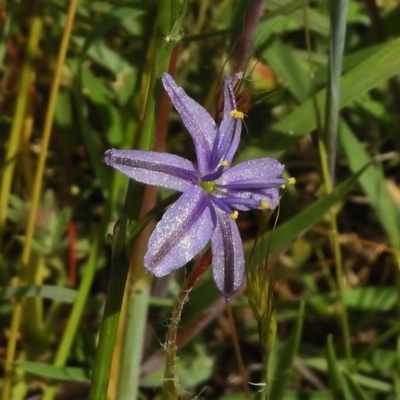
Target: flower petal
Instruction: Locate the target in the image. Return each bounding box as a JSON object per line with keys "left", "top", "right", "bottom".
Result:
{"left": 220, "top": 157, "right": 284, "bottom": 182}
{"left": 144, "top": 186, "right": 216, "bottom": 276}
{"left": 162, "top": 73, "right": 216, "bottom": 174}
{"left": 210, "top": 73, "right": 243, "bottom": 169}
{"left": 216, "top": 158, "right": 285, "bottom": 209}
{"left": 211, "top": 207, "right": 244, "bottom": 299}
{"left": 105, "top": 149, "right": 199, "bottom": 192}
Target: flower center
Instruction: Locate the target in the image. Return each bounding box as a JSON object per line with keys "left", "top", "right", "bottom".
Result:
{"left": 200, "top": 180, "right": 216, "bottom": 194}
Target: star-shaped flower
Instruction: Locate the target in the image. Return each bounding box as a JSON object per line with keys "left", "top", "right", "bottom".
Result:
{"left": 105, "top": 72, "right": 291, "bottom": 298}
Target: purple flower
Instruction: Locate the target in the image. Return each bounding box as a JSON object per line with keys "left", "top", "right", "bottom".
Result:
{"left": 105, "top": 72, "right": 290, "bottom": 298}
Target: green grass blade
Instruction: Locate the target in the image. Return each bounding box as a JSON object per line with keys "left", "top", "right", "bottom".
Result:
{"left": 14, "top": 361, "right": 90, "bottom": 382}
{"left": 324, "top": 0, "right": 349, "bottom": 181}
{"left": 258, "top": 0, "right": 329, "bottom": 36}
{"left": 260, "top": 36, "right": 310, "bottom": 103}
{"left": 246, "top": 166, "right": 368, "bottom": 265}
{"left": 343, "top": 372, "right": 369, "bottom": 400}
{"left": 268, "top": 301, "right": 305, "bottom": 399}
{"left": 326, "top": 335, "right": 350, "bottom": 400}
{"left": 339, "top": 120, "right": 400, "bottom": 249}
{"left": 272, "top": 36, "right": 400, "bottom": 139}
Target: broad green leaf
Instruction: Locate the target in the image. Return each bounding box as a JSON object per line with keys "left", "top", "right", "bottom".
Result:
{"left": 81, "top": 66, "right": 124, "bottom": 147}
{"left": 14, "top": 361, "right": 90, "bottom": 382}
{"left": 272, "top": 37, "right": 400, "bottom": 136}
{"left": 69, "top": 58, "right": 110, "bottom": 189}
{"left": 258, "top": 0, "right": 329, "bottom": 36}
{"left": 339, "top": 120, "right": 400, "bottom": 249}
{"left": 72, "top": 34, "right": 131, "bottom": 73}
{"left": 344, "top": 286, "right": 397, "bottom": 312}
{"left": 306, "top": 358, "right": 392, "bottom": 393}
{"left": 0, "top": 285, "right": 100, "bottom": 309}
{"left": 268, "top": 302, "right": 305, "bottom": 399}
{"left": 260, "top": 36, "right": 310, "bottom": 103}
{"left": 246, "top": 167, "right": 368, "bottom": 265}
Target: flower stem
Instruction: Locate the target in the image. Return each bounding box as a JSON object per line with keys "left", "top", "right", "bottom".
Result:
{"left": 87, "top": 193, "right": 180, "bottom": 400}
{"left": 111, "top": 3, "right": 187, "bottom": 399}
{"left": 303, "top": 0, "right": 352, "bottom": 365}
{"left": 162, "top": 250, "right": 211, "bottom": 400}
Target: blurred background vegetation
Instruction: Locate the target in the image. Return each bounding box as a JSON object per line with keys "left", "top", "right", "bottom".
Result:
{"left": 1, "top": 0, "right": 400, "bottom": 399}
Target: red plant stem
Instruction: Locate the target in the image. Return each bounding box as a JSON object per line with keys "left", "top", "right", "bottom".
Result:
{"left": 232, "top": 0, "right": 263, "bottom": 73}
{"left": 226, "top": 302, "right": 251, "bottom": 398}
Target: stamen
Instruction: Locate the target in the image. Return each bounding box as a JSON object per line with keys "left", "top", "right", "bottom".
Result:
{"left": 202, "top": 166, "right": 225, "bottom": 182}
{"left": 217, "top": 178, "right": 287, "bottom": 190}
{"left": 230, "top": 210, "right": 239, "bottom": 220}
{"left": 261, "top": 201, "right": 269, "bottom": 209}
{"left": 230, "top": 109, "right": 244, "bottom": 119}
{"left": 210, "top": 117, "right": 236, "bottom": 170}
{"left": 220, "top": 160, "right": 229, "bottom": 167}
{"left": 281, "top": 177, "right": 296, "bottom": 189}
{"left": 209, "top": 195, "right": 233, "bottom": 214}
{"left": 221, "top": 196, "right": 260, "bottom": 208}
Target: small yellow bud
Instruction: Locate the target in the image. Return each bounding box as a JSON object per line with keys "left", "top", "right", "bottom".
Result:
{"left": 288, "top": 177, "right": 296, "bottom": 185}
{"left": 230, "top": 210, "right": 239, "bottom": 220}
{"left": 280, "top": 184, "right": 286, "bottom": 189}
{"left": 220, "top": 160, "right": 229, "bottom": 167}
{"left": 230, "top": 109, "right": 244, "bottom": 119}
{"left": 261, "top": 201, "right": 270, "bottom": 209}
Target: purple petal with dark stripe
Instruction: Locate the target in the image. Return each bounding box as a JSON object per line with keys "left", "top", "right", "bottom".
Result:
{"left": 218, "top": 157, "right": 285, "bottom": 183}
{"left": 162, "top": 73, "right": 216, "bottom": 174}
{"left": 105, "top": 149, "right": 199, "bottom": 192}
{"left": 210, "top": 73, "right": 243, "bottom": 169}
{"left": 211, "top": 207, "right": 244, "bottom": 299}
{"left": 144, "top": 186, "right": 216, "bottom": 276}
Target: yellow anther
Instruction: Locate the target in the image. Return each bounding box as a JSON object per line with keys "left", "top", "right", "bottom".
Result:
{"left": 230, "top": 109, "right": 244, "bottom": 119}
{"left": 261, "top": 201, "right": 270, "bottom": 209}
{"left": 220, "top": 160, "right": 229, "bottom": 167}
{"left": 230, "top": 210, "right": 239, "bottom": 220}
{"left": 281, "top": 177, "right": 296, "bottom": 189}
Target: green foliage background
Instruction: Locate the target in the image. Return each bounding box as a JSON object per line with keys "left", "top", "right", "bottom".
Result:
{"left": 1, "top": 0, "right": 400, "bottom": 399}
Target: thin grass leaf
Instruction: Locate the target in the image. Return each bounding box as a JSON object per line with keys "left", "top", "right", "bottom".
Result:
{"left": 324, "top": 0, "right": 349, "bottom": 181}
{"left": 343, "top": 371, "right": 370, "bottom": 400}
{"left": 308, "top": 356, "right": 392, "bottom": 393}
{"left": 0, "top": 285, "right": 100, "bottom": 309}
{"left": 268, "top": 301, "right": 305, "bottom": 399}
{"left": 14, "top": 361, "right": 90, "bottom": 382}
{"left": 326, "top": 335, "right": 350, "bottom": 400}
